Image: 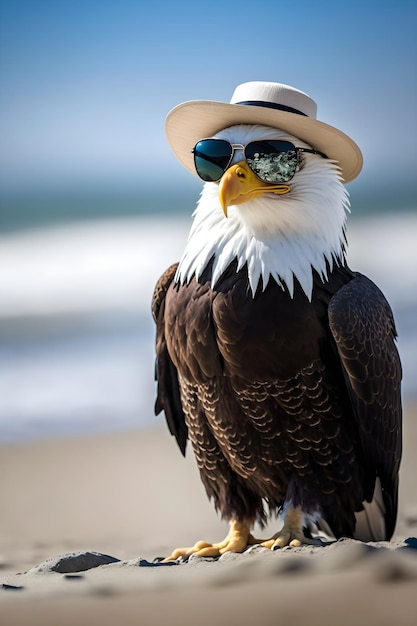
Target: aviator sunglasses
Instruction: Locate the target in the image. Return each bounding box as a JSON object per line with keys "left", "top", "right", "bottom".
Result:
{"left": 192, "top": 138, "right": 327, "bottom": 184}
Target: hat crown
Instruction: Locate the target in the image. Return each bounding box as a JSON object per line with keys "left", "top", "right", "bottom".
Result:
{"left": 230, "top": 81, "right": 317, "bottom": 120}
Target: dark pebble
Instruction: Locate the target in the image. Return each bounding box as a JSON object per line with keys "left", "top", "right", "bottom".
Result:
{"left": 139, "top": 558, "right": 180, "bottom": 567}
{"left": 404, "top": 537, "right": 417, "bottom": 551}
{"left": 1, "top": 583, "right": 24, "bottom": 591}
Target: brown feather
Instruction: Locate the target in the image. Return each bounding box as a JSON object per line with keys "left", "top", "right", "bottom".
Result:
{"left": 153, "top": 262, "right": 402, "bottom": 539}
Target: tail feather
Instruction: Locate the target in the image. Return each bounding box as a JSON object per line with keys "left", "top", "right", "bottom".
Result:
{"left": 354, "top": 478, "right": 386, "bottom": 542}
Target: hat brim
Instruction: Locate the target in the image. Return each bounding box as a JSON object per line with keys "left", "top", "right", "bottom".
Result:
{"left": 165, "top": 100, "right": 363, "bottom": 183}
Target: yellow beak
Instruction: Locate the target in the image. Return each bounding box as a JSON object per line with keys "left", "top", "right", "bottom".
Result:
{"left": 218, "top": 161, "right": 291, "bottom": 217}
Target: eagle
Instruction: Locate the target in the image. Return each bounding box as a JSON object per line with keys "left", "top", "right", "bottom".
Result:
{"left": 152, "top": 81, "right": 402, "bottom": 559}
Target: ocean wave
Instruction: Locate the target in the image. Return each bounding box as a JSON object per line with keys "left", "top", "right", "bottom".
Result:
{"left": 0, "top": 216, "right": 190, "bottom": 319}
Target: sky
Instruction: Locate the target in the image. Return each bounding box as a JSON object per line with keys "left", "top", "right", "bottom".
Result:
{"left": 1, "top": 0, "right": 416, "bottom": 200}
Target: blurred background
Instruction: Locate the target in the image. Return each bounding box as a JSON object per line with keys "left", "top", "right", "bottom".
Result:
{"left": 0, "top": 0, "right": 416, "bottom": 442}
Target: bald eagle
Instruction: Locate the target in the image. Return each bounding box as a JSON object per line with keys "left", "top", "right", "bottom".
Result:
{"left": 152, "top": 121, "right": 402, "bottom": 559}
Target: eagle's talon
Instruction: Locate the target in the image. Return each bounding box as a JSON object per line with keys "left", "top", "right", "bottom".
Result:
{"left": 258, "top": 505, "right": 320, "bottom": 550}
{"left": 163, "top": 519, "right": 253, "bottom": 561}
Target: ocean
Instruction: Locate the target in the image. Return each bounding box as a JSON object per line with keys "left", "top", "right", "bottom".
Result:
{"left": 0, "top": 197, "right": 416, "bottom": 443}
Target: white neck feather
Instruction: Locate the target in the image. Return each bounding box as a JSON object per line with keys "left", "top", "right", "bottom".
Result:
{"left": 175, "top": 125, "right": 350, "bottom": 300}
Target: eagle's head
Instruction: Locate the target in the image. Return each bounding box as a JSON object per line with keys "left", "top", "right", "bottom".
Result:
{"left": 176, "top": 123, "right": 350, "bottom": 299}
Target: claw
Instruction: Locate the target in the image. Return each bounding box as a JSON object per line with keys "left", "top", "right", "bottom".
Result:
{"left": 258, "top": 505, "right": 322, "bottom": 549}
{"left": 163, "top": 519, "right": 252, "bottom": 561}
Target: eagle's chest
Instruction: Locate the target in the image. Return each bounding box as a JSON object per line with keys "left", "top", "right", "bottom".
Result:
{"left": 166, "top": 272, "right": 326, "bottom": 382}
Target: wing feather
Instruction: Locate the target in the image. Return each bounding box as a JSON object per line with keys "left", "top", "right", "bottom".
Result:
{"left": 328, "top": 273, "right": 402, "bottom": 538}
{"left": 152, "top": 263, "right": 188, "bottom": 455}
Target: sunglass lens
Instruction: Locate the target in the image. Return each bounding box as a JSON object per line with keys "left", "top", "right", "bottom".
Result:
{"left": 193, "top": 139, "right": 232, "bottom": 182}
{"left": 245, "top": 140, "right": 298, "bottom": 183}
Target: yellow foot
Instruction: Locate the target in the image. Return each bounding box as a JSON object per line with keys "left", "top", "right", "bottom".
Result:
{"left": 163, "top": 519, "right": 257, "bottom": 561}
{"left": 259, "top": 505, "right": 321, "bottom": 550}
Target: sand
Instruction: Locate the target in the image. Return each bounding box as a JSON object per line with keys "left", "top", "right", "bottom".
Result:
{"left": 1, "top": 404, "right": 417, "bottom": 626}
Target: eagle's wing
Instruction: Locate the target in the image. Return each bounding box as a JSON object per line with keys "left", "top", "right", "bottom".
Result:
{"left": 152, "top": 263, "right": 188, "bottom": 456}
{"left": 328, "top": 273, "right": 402, "bottom": 538}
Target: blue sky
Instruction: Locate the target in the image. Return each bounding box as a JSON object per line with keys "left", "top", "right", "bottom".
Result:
{"left": 1, "top": 0, "right": 416, "bottom": 196}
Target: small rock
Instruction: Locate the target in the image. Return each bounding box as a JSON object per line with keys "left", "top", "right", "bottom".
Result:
{"left": 29, "top": 551, "right": 120, "bottom": 574}
{"left": 1, "top": 583, "right": 24, "bottom": 591}
{"left": 139, "top": 558, "right": 180, "bottom": 567}
{"left": 403, "top": 537, "right": 417, "bottom": 551}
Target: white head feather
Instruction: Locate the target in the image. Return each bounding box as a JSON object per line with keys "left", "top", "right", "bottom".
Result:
{"left": 175, "top": 124, "right": 350, "bottom": 300}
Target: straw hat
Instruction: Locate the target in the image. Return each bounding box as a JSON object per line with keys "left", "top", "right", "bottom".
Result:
{"left": 165, "top": 81, "right": 363, "bottom": 183}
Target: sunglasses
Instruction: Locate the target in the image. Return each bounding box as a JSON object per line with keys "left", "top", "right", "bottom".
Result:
{"left": 192, "top": 138, "right": 327, "bottom": 184}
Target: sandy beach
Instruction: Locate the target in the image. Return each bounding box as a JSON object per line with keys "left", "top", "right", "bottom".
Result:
{"left": 1, "top": 403, "right": 417, "bottom": 625}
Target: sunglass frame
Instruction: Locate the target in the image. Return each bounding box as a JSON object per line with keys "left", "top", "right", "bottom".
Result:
{"left": 192, "top": 138, "right": 327, "bottom": 184}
